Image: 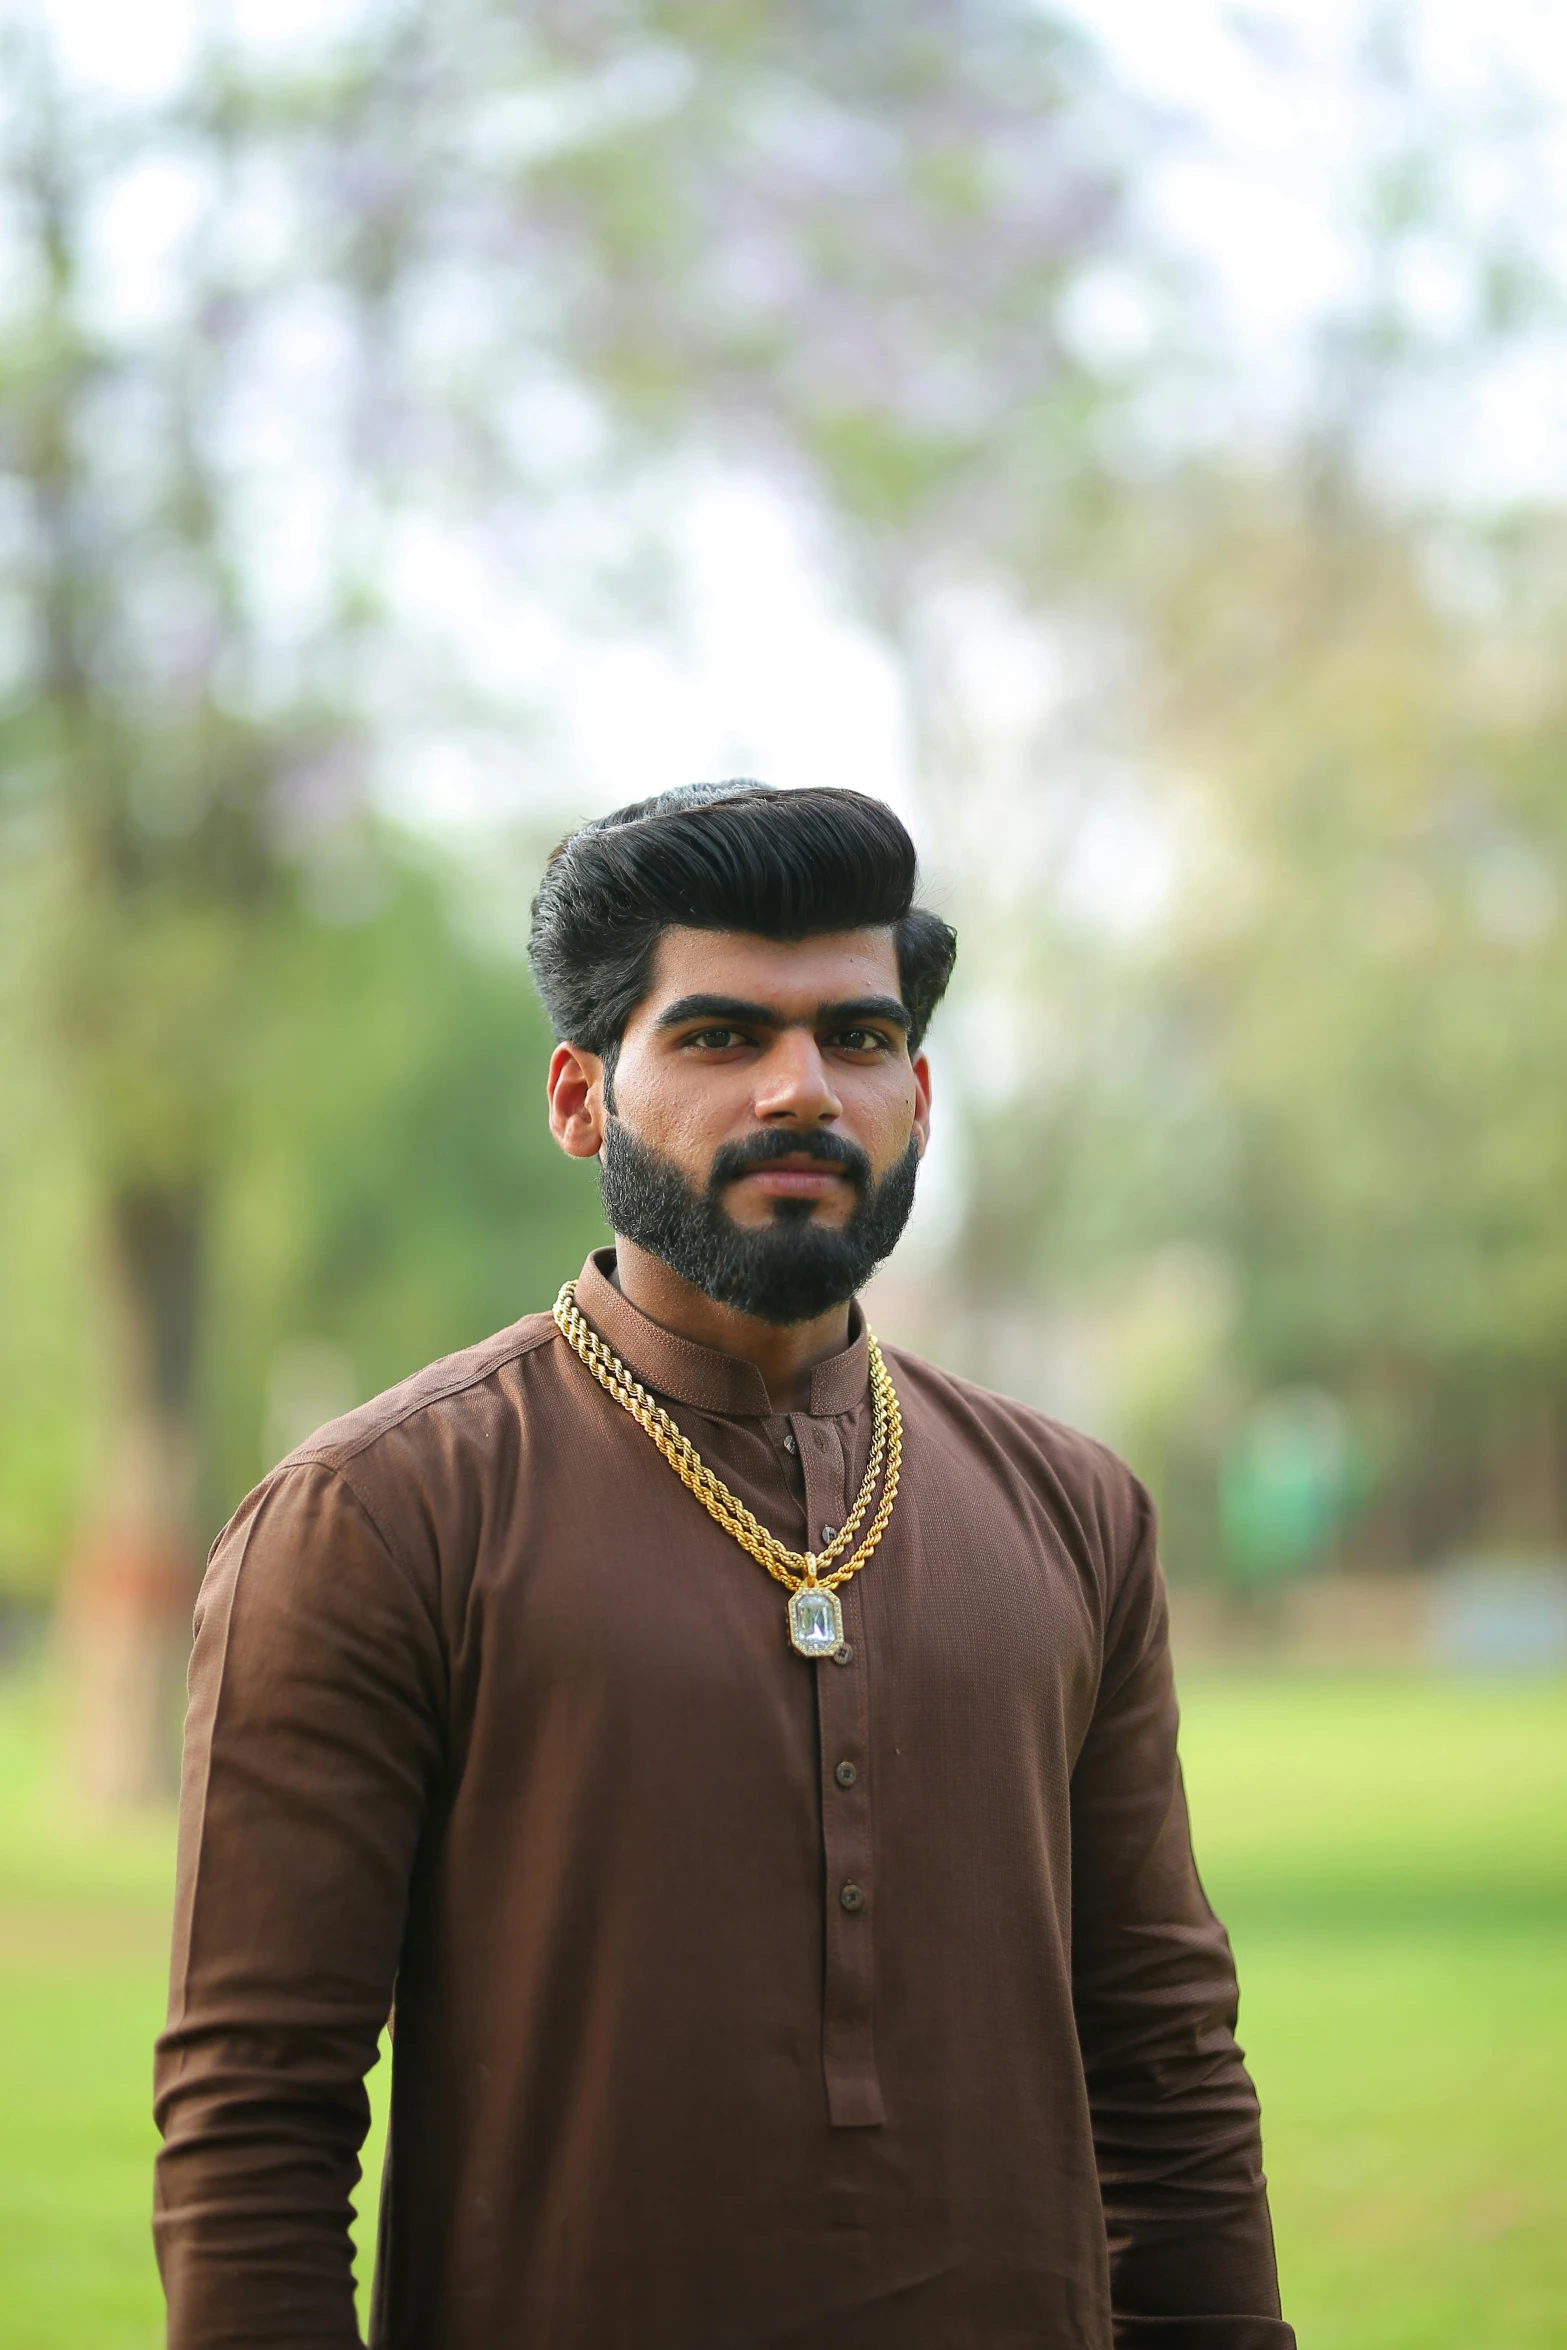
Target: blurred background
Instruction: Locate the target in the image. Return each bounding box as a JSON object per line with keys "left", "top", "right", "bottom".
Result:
{"left": 1, "top": 0, "right": 1564, "bottom": 2342}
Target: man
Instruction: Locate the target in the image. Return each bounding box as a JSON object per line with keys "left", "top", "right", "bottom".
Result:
{"left": 154, "top": 783, "right": 1293, "bottom": 2349}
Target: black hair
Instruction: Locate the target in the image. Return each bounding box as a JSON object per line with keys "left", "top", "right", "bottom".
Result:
{"left": 528, "top": 781, "right": 957, "bottom": 1060}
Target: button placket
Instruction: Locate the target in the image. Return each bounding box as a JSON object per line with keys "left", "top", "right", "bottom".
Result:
{"left": 817, "top": 1572, "right": 880, "bottom": 2124}
{"left": 800, "top": 1411, "right": 883, "bottom": 2129}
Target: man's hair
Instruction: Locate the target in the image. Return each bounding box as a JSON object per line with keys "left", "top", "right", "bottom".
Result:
{"left": 528, "top": 782, "right": 957, "bottom": 1059}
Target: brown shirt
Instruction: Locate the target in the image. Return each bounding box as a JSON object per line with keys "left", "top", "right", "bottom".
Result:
{"left": 154, "top": 1250, "right": 1291, "bottom": 2350}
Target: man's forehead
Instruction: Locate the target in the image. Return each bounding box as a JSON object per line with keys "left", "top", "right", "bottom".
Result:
{"left": 643, "top": 925, "right": 903, "bottom": 1010}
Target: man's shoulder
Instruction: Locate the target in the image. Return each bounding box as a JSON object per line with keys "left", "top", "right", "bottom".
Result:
{"left": 203, "top": 1311, "right": 573, "bottom": 1599}
{"left": 281, "top": 1308, "right": 563, "bottom": 1479}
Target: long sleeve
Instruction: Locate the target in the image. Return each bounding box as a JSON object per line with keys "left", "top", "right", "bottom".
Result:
{"left": 1069, "top": 1482, "right": 1294, "bottom": 2350}
{"left": 154, "top": 1461, "right": 446, "bottom": 2349}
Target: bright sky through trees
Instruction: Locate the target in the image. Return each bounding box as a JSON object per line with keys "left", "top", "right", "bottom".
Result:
{"left": 25, "top": 0, "right": 1567, "bottom": 850}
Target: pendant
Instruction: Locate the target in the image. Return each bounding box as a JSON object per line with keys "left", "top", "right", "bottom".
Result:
{"left": 788, "top": 1583, "right": 844, "bottom": 1658}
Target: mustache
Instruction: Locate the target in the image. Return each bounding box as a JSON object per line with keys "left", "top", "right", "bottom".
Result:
{"left": 706, "top": 1127, "right": 873, "bottom": 1194}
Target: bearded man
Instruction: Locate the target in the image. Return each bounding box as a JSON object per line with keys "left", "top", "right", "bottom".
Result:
{"left": 154, "top": 784, "right": 1292, "bottom": 2350}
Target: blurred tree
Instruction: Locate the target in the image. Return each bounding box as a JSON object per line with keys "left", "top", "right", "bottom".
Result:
{"left": 1152, "top": 478, "right": 1567, "bottom": 1563}
{"left": 0, "top": 0, "right": 1137, "bottom": 1794}
{"left": 953, "top": 470, "right": 1567, "bottom": 1577}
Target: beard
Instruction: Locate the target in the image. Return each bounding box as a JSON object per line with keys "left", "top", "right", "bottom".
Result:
{"left": 596, "top": 1118, "right": 920, "bottom": 1326}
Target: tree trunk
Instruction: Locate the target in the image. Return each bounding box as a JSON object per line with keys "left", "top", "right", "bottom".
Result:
{"left": 57, "top": 1183, "right": 204, "bottom": 1808}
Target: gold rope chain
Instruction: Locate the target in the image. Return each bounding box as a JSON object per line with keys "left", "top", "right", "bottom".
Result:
{"left": 552, "top": 1280, "right": 902, "bottom": 1597}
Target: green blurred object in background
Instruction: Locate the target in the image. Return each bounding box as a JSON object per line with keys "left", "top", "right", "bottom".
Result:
{"left": 1220, "top": 1390, "right": 1365, "bottom": 1589}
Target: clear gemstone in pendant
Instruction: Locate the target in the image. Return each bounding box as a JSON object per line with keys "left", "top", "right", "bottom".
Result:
{"left": 788, "top": 1584, "right": 844, "bottom": 1658}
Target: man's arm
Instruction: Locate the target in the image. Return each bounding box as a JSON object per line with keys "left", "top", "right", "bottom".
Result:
{"left": 1070, "top": 1478, "right": 1295, "bottom": 2350}
{"left": 154, "top": 1460, "right": 445, "bottom": 2349}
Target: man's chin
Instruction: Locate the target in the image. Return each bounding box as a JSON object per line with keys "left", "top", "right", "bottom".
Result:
{"left": 723, "top": 1200, "right": 854, "bottom": 1235}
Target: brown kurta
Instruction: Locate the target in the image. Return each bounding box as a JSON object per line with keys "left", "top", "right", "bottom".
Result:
{"left": 154, "top": 1250, "right": 1291, "bottom": 2350}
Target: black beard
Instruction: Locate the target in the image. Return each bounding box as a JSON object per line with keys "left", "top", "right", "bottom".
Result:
{"left": 596, "top": 1119, "right": 920, "bottom": 1326}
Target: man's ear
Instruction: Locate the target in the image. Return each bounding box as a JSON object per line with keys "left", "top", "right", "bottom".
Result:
{"left": 548, "top": 1042, "right": 607, "bottom": 1159}
{"left": 911, "top": 1050, "right": 933, "bottom": 1159}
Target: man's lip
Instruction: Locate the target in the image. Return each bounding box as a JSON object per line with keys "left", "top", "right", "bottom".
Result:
{"left": 730, "top": 1160, "right": 850, "bottom": 1195}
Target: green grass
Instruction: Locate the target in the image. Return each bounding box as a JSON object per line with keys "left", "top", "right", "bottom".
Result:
{"left": 0, "top": 1668, "right": 1562, "bottom": 2348}
{"left": 1177, "top": 1676, "right": 1567, "bottom": 2350}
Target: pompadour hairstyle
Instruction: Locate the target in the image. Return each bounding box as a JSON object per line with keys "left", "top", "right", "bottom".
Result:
{"left": 528, "top": 781, "right": 957, "bottom": 1059}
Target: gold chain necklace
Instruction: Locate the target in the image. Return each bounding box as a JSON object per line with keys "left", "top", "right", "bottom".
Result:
{"left": 552, "top": 1280, "right": 902, "bottom": 1658}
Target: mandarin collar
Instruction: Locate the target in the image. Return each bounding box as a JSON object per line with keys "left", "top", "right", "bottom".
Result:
{"left": 569, "top": 1249, "right": 870, "bottom": 1419}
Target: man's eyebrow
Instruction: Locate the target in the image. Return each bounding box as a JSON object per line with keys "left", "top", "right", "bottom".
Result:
{"left": 655, "top": 992, "right": 911, "bottom": 1034}
{"left": 818, "top": 995, "right": 912, "bottom": 1033}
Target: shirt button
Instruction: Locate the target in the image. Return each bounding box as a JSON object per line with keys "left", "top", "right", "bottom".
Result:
{"left": 821, "top": 1523, "right": 838, "bottom": 1543}
{"left": 831, "top": 1643, "right": 854, "bottom": 1666}
{"left": 839, "top": 1882, "right": 866, "bottom": 1913}
{"left": 782, "top": 1431, "right": 797, "bottom": 1454}
{"left": 834, "top": 1760, "right": 857, "bottom": 1787}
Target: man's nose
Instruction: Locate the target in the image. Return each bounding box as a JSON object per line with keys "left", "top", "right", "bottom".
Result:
{"left": 753, "top": 1030, "right": 842, "bottom": 1125}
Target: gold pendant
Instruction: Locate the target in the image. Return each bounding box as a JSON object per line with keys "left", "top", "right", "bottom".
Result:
{"left": 788, "top": 1583, "right": 844, "bottom": 1658}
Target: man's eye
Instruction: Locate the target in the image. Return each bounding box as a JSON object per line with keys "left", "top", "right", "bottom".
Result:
{"left": 829, "top": 1029, "right": 889, "bottom": 1053}
{"left": 687, "top": 1027, "right": 749, "bottom": 1050}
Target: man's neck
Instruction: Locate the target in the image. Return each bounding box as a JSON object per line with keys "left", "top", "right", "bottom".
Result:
{"left": 610, "top": 1238, "right": 853, "bottom": 1413}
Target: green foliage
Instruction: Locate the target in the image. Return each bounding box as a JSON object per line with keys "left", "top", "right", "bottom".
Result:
{"left": 204, "top": 844, "right": 609, "bottom": 1524}
{"left": 955, "top": 487, "right": 1567, "bottom": 1569}
{"left": 0, "top": 1090, "right": 97, "bottom": 1597}
{"left": 1160, "top": 495, "right": 1567, "bottom": 1541}
{"left": 1168, "top": 501, "right": 1567, "bottom": 1392}
{"left": 0, "top": 833, "right": 608, "bottom": 1593}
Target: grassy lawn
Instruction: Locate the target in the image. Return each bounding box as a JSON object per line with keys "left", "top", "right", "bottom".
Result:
{"left": 0, "top": 1667, "right": 1562, "bottom": 2347}
{"left": 1178, "top": 1676, "right": 1566, "bottom": 2349}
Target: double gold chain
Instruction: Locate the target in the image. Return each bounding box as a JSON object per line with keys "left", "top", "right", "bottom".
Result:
{"left": 552, "top": 1279, "right": 902, "bottom": 1657}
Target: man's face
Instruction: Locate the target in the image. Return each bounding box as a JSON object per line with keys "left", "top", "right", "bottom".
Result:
{"left": 550, "top": 926, "right": 932, "bottom": 1324}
